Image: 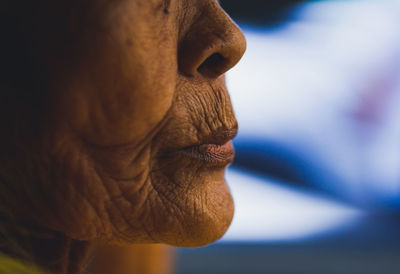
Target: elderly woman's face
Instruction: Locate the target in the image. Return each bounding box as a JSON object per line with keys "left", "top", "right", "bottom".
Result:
{"left": 11, "top": 0, "right": 245, "bottom": 247}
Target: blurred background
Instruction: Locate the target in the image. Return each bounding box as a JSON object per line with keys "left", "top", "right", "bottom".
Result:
{"left": 176, "top": 0, "right": 400, "bottom": 273}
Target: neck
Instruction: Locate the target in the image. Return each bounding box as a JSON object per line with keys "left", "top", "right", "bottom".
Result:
{"left": 0, "top": 218, "right": 95, "bottom": 274}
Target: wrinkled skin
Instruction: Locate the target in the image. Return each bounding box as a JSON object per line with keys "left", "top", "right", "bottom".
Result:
{"left": 0, "top": 0, "right": 245, "bottom": 272}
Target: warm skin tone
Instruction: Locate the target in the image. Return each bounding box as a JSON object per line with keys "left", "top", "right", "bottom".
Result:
{"left": 0, "top": 0, "right": 246, "bottom": 273}
{"left": 91, "top": 244, "right": 174, "bottom": 274}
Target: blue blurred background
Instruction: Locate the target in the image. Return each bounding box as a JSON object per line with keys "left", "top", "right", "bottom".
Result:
{"left": 176, "top": 1, "right": 400, "bottom": 273}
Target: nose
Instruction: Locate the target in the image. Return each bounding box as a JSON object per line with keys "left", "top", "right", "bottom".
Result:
{"left": 178, "top": 2, "right": 246, "bottom": 79}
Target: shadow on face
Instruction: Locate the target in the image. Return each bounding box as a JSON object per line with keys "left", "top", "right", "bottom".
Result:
{"left": 0, "top": 0, "right": 246, "bottom": 249}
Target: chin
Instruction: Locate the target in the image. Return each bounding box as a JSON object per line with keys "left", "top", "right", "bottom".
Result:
{"left": 147, "top": 158, "right": 235, "bottom": 247}
{"left": 174, "top": 176, "right": 234, "bottom": 248}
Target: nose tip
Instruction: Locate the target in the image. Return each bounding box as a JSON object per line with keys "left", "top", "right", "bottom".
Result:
{"left": 178, "top": 6, "right": 246, "bottom": 79}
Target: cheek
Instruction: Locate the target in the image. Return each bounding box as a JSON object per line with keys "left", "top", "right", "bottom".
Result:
{"left": 50, "top": 27, "right": 179, "bottom": 147}
{"left": 94, "top": 39, "right": 178, "bottom": 145}
{"left": 88, "top": 3, "right": 180, "bottom": 146}
{"left": 91, "top": 53, "right": 177, "bottom": 146}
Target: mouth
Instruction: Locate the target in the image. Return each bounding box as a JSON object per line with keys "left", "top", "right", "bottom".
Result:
{"left": 181, "top": 141, "right": 235, "bottom": 167}
{"left": 156, "top": 121, "right": 238, "bottom": 168}
{"left": 178, "top": 127, "right": 237, "bottom": 167}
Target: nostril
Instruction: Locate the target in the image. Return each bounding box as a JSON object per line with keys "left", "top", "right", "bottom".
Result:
{"left": 199, "top": 53, "right": 225, "bottom": 69}
{"left": 198, "top": 53, "right": 227, "bottom": 78}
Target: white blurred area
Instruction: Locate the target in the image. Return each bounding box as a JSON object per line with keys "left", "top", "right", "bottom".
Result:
{"left": 227, "top": 0, "right": 400, "bottom": 209}
{"left": 221, "top": 168, "right": 363, "bottom": 242}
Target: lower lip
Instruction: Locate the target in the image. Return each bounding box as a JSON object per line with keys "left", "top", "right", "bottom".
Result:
{"left": 182, "top": 141, "right": 235, "bottom": 166}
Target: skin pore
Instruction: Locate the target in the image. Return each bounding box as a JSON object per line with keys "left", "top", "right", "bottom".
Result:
{"left": 0, "top": 0, "right": 246, "bottom": 273}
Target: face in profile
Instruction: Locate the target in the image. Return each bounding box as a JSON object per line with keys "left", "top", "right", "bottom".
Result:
{"left": 0, "top": 0, "right": 246, "bottom": 248}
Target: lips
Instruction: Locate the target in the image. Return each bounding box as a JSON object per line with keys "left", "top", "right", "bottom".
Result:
{"left": 156, "top": 122, "right": 238, "bottom": 168}
{"left": 182, "top": 141, "right": 235, "bottom": 166}
{"left": 175, "top": 126, "right": 237, "bottom": 167}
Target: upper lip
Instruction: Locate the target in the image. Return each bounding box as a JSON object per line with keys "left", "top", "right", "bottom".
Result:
{"left": 193, "top": 125, "right": 238, "bottom": 147}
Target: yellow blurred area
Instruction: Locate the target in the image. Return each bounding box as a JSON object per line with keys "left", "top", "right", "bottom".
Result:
{"left": 0, "top": 254, "right": 44, "bottom": 274}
